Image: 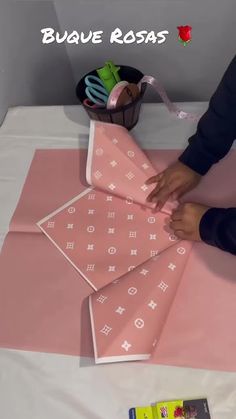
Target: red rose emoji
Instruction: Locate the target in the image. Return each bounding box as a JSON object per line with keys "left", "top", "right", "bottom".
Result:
{"left": 177, "top": 25, "right": 192, "bottom": 45}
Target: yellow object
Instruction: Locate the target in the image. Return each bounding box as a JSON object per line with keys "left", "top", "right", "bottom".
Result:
{"left": 132, "top": 400, "right": 184, "bottom": 419}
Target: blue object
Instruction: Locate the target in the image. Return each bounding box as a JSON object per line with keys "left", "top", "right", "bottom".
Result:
{"left": 84, "top": 75, "right": 108, "bottom": 105}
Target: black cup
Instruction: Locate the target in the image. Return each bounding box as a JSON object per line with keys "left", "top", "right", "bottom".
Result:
{"left": 76, "top": 65, "right": 146, "bottom": 130}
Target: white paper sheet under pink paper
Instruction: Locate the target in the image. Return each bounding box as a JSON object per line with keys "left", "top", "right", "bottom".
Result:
{"left": 0, "top": 145, "right": 235, "bottom": 369}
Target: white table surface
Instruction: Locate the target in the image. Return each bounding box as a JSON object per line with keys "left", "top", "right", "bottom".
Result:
{"left": 0, "top": 103, "right": 235, "bottom": 419}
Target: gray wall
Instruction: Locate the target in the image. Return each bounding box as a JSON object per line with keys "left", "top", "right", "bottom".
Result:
{"left": 0, "top": 0, "right": 236, "bottom": 125}
{"left": 0, "top": 1, "right": 75, "bottom": 124}
{"left": 55, "top": 0, "right": 236, "bottom": 102}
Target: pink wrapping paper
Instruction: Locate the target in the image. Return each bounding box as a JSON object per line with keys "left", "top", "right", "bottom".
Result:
{"left": 89, "top": 241, "right": 191, "bottom": 363}
{"left": 37, "top": 121, "right": 191, "bottom": 363}
{"left": 0, "top": 149, "right": 93, "bottom": 357}
{"left": 37, "top": 187, "right": 178, "bottom": 291}
{"left": 37, "top": 121, "right": 235, "bottom": 365}
{"left": 37, "top": 122, "right": 181, "bottom": 294}
{"left": 86, "top": 121, "right": 177, "bottom": 214}
{"left": 0, "top": 120, "right": 236, "bottom": 370}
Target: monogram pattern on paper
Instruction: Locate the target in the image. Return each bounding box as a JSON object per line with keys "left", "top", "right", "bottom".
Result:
{"left": 38, "top": 121, "right": 191, "bottom": 363}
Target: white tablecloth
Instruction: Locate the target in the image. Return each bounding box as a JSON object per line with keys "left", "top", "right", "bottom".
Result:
{"left": 0, "top": 104, "right": 235, "bottom": 419}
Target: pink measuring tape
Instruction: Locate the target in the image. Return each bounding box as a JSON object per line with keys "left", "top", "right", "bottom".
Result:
{"left": 107, "top": 81, "right": 140, "bottom": 109}
{"left": 107, "top": 74, "right": 200, "bottom": 123}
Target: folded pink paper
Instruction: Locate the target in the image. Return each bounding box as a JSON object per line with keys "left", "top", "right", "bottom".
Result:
{"left": 86, "top": 121, "right": 178, "bottom": 215}
{"left": 37, "top": 188, "right": 179, "bottom": 292}
{"left": 37, "top": 121, "right": 191, "bottom": 363}
{"left": 89, "top": 240, "right": 191, "bottom": 364}
{"left": 37, "top": 122, "right": 181, "bottom": 294}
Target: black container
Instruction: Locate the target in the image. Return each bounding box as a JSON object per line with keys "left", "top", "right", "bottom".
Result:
{"left": 76, "top": 65, "right": 146, "bottom": 130}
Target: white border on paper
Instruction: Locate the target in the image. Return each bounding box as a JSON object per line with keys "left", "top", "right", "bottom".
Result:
{"left": 86, "top": 119, "right": 95, "bottom": 185}
{"left": 89, "top": 295, "right": 151, "bottom": 364}
{"left": 36, "top": 187, "right": 98, "bottom": 291}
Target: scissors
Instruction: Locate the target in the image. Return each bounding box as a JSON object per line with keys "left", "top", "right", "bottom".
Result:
{"left": 83, "top": 98, "right": 105, "bottom": 109}
{"left": 84, "top": 75, "right": 109, "bottom": 105}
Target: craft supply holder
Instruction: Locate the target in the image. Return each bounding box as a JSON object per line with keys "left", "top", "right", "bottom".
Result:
{"left": 76, "top": 65, "right": 146, "bottom": 130}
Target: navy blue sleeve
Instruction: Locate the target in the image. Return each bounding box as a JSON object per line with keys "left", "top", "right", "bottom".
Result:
{"left": 178, "top": 55, "right": 236, "bottom": 255}
{"left": 199, "top": 208, "right": 236, "bottom": 255}
{"left": 179, "top": 55, "right": 236, "bottom": 175}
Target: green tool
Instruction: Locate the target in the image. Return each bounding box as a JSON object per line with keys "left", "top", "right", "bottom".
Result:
{"left": 96, "top": 60, "right": 121, "bottom": 93}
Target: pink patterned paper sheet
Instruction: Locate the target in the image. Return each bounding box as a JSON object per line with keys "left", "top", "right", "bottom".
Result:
{"left": 1, "top": 146, "right": 236, "bottom": 370}
{"left": 37, "top": 121, "right": 191, "bottom": 363}
{"left": 89, "top": 240, "right": 191, "bottom": 364}
{"left": 86, "top": 121, "right": 178, "bottom": 215}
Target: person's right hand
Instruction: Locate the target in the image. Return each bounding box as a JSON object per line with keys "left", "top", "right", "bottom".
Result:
{"left": 146, "top": 161, "right": 202, "bottom": 210}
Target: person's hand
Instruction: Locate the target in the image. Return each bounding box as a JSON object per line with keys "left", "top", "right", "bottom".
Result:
{"left": 146, "top": 161, "right": 201, "bottom": 210}
{"left": 170, "top": 202, "right": 210, "bottom": 241}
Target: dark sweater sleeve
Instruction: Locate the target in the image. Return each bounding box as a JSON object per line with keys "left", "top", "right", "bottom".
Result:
{"left": 199, "top": 208, "right": 236, "bottom": 255}
{"left": 179, "top": 55, "right": 236, "bottom": 175}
